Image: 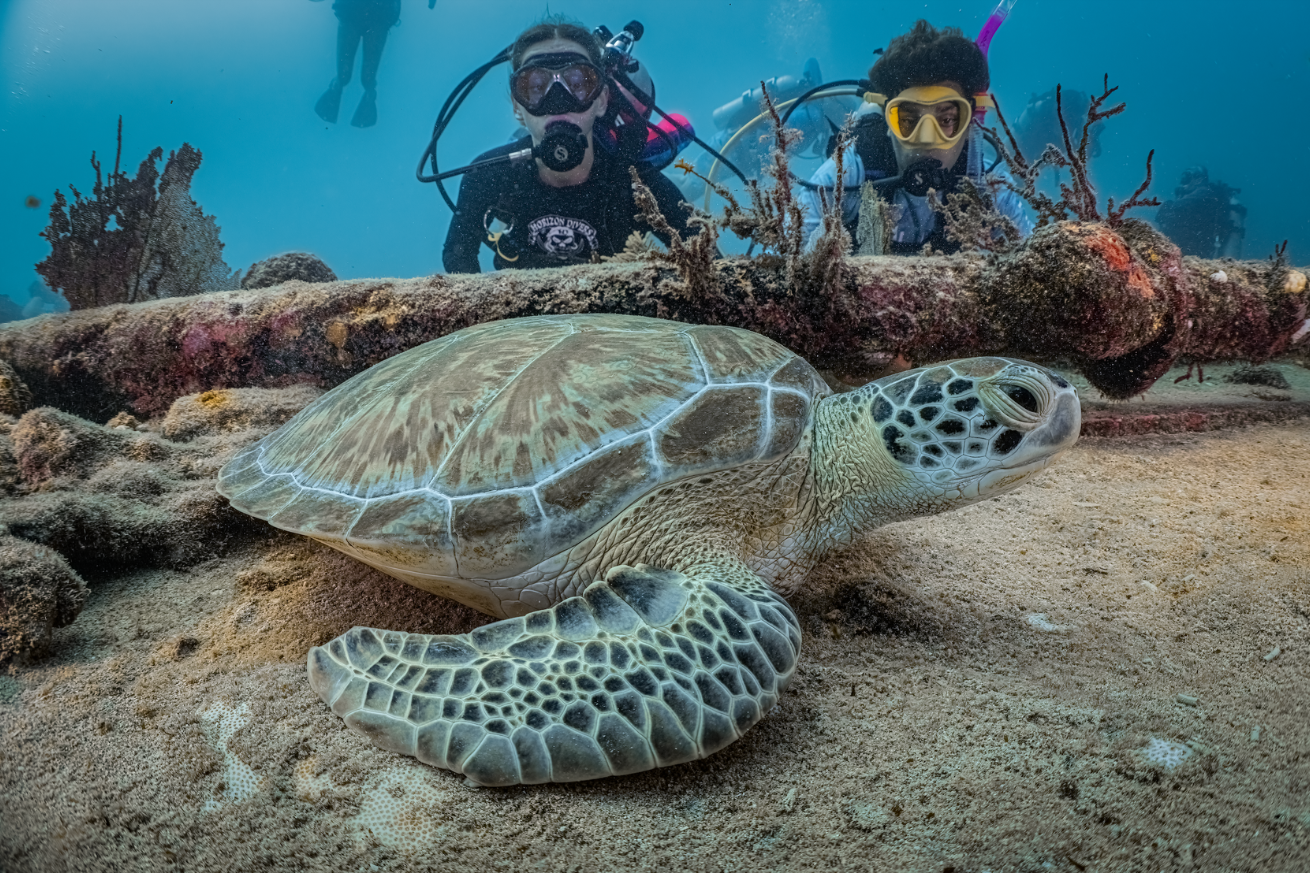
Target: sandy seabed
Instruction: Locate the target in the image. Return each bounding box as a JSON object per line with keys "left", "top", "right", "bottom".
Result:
{"left": 1, "top": 373, "right": 1308, "bottom": 873}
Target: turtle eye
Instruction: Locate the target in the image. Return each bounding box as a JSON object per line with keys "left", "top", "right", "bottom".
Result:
{"left": 1001, "top": 385, "right": 1039, "bottom": 414}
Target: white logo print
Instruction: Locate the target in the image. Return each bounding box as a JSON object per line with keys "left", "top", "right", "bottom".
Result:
{"left": 528, "top": 215, "right": 599, "bottom": 257}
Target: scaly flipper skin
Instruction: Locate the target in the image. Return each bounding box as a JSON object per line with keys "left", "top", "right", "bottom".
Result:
{"left": 307, "top": 562, "right": 802, "bottom": 786}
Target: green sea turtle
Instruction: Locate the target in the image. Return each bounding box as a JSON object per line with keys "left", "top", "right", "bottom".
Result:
{"left": 217, "top": 314, "right": 1080, "bottom": 786}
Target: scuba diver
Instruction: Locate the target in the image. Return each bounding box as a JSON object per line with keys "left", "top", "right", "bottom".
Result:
{"left": 1010, "top": 87, "right": 1103, "bottom": 162}
{"left": 1155, "top": 167, "right": 1246, "bottom": 259}
{"left": 677, "top": 59, "right": 858, "bottom": 203}
{"left": 312, "top": 0, "right": 434, "bottom": 129}
{"left": 797, "top": 19, "right": 1032, "bottom": 255}
{"left": 441, "top": 19, "right": 695, "bottom": 273}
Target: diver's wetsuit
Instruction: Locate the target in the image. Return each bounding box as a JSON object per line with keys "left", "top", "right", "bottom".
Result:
{"left": 798, "top": 108, "right": 1032, "bottom": 254}
{"left": 443, "top": 138, "right": 693, "bottom": 273}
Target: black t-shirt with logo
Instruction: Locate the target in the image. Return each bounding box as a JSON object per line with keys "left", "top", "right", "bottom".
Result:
{"left": 442, "top": 137, "right": 694, "bottom": 273}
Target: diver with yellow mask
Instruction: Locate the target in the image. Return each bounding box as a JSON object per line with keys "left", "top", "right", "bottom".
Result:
{"left": 798, "top": 18, "right": 1032, "bottom": 255}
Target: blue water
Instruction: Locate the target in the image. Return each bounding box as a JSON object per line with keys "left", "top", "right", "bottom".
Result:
{"left": 2, "top": 0, "right": 1307, "bottom": 310}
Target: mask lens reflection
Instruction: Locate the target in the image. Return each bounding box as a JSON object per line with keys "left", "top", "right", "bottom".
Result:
{"left": 893, "top": 101, "right": 961, "bottom": 138}
{"left": 512, "top": 62, "right": 601, "bottom": 111}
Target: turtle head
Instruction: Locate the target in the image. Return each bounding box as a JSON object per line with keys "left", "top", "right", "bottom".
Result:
{"left": 813, "top": 357, "right": 1080, "bottom": 535}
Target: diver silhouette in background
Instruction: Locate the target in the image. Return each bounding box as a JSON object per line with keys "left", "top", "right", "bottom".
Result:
{"left": 1011, "top": 87, "right": 1103, "bottom": 163}
{"left": 312, "top": 0, "right": 434, "bottom": 128}
{"left": 1155, "top": 167, "right": 1246, "bottom": 259}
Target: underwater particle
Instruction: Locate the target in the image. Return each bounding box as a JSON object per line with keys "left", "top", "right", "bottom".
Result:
{"left": 1024, "top": 612, "right": 1072, "bottom": 633}
{"left": 24, "top": 195, "right": 40, "bottom": 209}
{"left": 1140, "top": 737, "right": 1193, "bottom": 770}
{"left": 198, "top": 700, "right": 266, "bottom": 812}
{"left": 354, "top": 763, "right": 450, "bottom": 853}
{"left": 1208, "top": 270, "right": 1228, "bottom": 283}
{"left": 0, "top": 532, "right": 87, "bottom": 664}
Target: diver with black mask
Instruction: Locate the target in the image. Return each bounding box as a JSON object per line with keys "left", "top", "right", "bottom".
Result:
{"left": 442, "top": 18, "right": 694, "bottom": 273}
{"left": 797, "top": 17, "right": 1032, "bottom": 255}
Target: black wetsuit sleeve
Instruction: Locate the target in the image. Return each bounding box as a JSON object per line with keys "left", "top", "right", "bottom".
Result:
{"left": 639, "top": 168, "right": 695, "bottom": 244}
{"left": 443, "top": 169, "right": 493, "bottom": 274}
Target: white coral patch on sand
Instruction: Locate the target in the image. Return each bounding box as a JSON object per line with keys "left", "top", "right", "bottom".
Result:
{"left": 293, "top": 755, "right": 451, "bottom": 852}
{"left": 198, "top": 701, "right": 267, "bottom": 812}
{"left": 1141, "top": 737, "right": 1193, "bottom": 770}
{"left": 1025, "top": 613, "right": 1073, "bottom": 633}
{"left": 354, "top": 763, "right": 451, "bottom": 853}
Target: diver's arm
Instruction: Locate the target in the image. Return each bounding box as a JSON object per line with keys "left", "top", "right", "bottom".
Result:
{"left": 443, "top": 173, "right": 489, "bottom": 274}
{"left": 799, "top": 145, "right": 863, "bottom": 251}
{"left": 992, "top": 180, "right": 1034, "bottom": 239}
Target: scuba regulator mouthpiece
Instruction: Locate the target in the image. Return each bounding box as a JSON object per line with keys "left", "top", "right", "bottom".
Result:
{"left": 535, "top": 122, "right": 588, "bottom": 172}
{"left": 893, "top": 158, "right": 951, "bottom": 198}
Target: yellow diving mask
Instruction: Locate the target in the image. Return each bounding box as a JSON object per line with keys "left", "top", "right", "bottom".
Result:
{"left": 867, "top": 86, "right": 976, "bottom": 150}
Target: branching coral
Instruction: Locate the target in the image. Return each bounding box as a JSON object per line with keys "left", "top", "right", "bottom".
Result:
{"left": 627, "top": 84, "right": 850, "bottom": 303}
{"left": 988, "top": 76, "right": 1160, "bottom": 229}
{"left": 36, "top": 117, "right": 238, "bottom": 310}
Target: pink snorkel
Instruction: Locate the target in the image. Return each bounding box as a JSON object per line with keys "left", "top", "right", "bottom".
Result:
{"left": 972, "top": 0, "right": 1015, "bottom": 121}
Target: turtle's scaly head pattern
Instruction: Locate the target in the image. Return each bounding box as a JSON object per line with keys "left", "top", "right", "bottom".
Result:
{"left": 812, "top": 357, "right": 1080, "bottom": 536}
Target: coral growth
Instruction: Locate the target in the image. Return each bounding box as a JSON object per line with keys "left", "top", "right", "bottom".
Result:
{"left": 628, "top": 84, "right": 851, "bottom": 309}
{"left": 0, "top": 361, "right": 32, "bottom": 418}
{"left": 989, "top": 77, "right": 1160, "bottom": 229}
{"left": 931, "top": 177, "right": 1023, "bottom": 255}
{"left": 0, "top": 531, "right": 87, "bottom": 664}
{"left": 985, "top": 219, "right": 1187, "bottom": 397}
{"left": 0, "top": 388, "right": 318, "bottom": 574}
{"left": 241, "top": 253, "right": 338, "bottom": 291}
{"left": 36, "top": 117, "right": 238, "bottom": 310}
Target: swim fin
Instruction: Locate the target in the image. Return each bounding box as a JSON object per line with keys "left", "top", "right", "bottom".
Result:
{"left": 315, "top": 80, "right": 344, "bottom": 124}
{"left": 351, "top": 89, "right": 377, "bottom": 128}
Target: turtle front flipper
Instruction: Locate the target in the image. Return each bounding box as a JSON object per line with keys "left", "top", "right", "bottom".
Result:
{"left": 307, "top": 562, "right": 802, "bottom": 786}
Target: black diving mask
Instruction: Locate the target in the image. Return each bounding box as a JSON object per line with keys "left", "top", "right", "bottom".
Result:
{"left": 510, "top": 52, "right": 604, "bottom": 117}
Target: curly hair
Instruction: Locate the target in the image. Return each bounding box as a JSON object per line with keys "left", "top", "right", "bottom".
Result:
{"left": 510, "top": 15, "right": 602, "bottom": 70}
{"left": 868, "top": 20, "right": 989, "bottom": 99}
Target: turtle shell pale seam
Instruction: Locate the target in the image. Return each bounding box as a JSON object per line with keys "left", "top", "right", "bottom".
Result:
{"left": 682, "top": 331, "right": 710, "bottom": 386}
